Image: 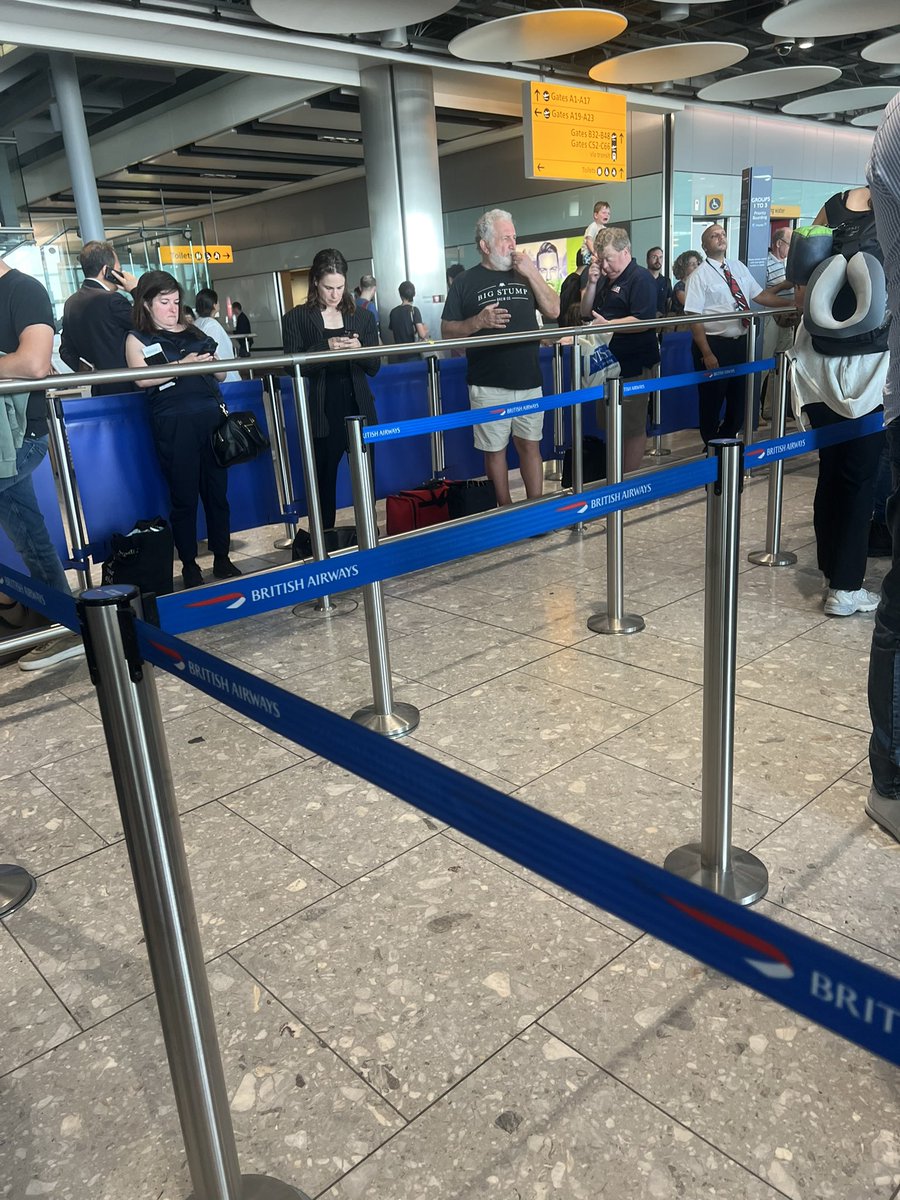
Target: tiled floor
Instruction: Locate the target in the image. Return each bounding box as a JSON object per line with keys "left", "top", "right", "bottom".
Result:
{"left": 2, "top": 434, "right": 899, "bottom": 1200}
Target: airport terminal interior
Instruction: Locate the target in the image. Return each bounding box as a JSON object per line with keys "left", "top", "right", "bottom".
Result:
{"left": 2, "top": 0, "right": 900, "bottom": 1197}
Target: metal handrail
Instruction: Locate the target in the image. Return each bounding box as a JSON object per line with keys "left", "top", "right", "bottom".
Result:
{"left": 0, "top": 308, "right": 797, "bottom": 398}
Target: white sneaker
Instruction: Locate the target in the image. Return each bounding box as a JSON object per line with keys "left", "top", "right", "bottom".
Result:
{"left": 18, "top": 632, "right": 85, "bottom": 671}
{"left": 823, "top": 588, "right": 880, "bottom": 617}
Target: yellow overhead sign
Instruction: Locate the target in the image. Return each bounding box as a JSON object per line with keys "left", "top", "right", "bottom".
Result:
{"left": 523, "top": 82, "right": 626, "bottom": 183}
{"left": 160, "top": 244, "right": 234, "bottom": 265}
{"left": 771, "top": 204, "right": 801, "bottom": 219}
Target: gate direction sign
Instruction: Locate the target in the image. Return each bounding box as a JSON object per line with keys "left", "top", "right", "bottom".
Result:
{"left": 523, "top": 82, "right": 627, "bottom": 183}
{"left": 160, "top": 244, "right": 234, "bottom": 265}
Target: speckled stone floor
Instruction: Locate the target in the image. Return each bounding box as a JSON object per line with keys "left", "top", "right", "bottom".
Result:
{"left": 2, "top": 435, "right": 899, "bottom": 1200}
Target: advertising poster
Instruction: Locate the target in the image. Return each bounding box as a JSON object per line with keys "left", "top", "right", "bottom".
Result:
{"left": 517, "top": 237, "right": 569, "bottom": 292}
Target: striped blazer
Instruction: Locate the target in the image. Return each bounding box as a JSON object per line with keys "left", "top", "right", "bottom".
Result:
{"left": 281, "top": 303, "right": 380, "bottom": 438}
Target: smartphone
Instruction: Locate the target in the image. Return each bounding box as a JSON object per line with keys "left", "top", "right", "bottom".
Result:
{"left": 142, "top": 342, "right": 169, "bottom": 367}
{"left": 104, "top": 265, "right": 119, "bottom": 283}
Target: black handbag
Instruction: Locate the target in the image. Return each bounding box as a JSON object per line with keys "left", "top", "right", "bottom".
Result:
{"left": 210, "top": 404, "right": 270, "bottom": 468}
{"left": 446, "top": 478, "right": 497, "bottom": 519}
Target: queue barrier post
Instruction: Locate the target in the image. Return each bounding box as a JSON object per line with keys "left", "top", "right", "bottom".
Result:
{"left": 742, "top": 322, "right": 757, "bottom": 453}
{"left": 547, "top": 341, "right": 565, "bottom": 482}
{"left": 77, "top": 586, "right": 309, "bottom": 1200}
{"left": 645, "top": 363, "right": 671, "bottom": 458}
{"left": 587, "top": 377, "right": 645, "bottom": 636}
{"left": 290, "top": 367, "right": 357, "bottom": 619}
{"left": 665, "top": 440, "right": 768, "bottom": 905}
{"left": 570, "top": 342, "right": 585, "bottom": 535}
{"left": 46, "top": 395, "right": 94, "bottom": 586}
{"left": 263, "top": 374, "right": 298, "bottom": 551}
{"left": 346, "top": 416, "right": 419, "bottom": 738}
{"left": 748, "top": 351, "right": 797, "bottom": 568}
{"left": 426, "top": 356, "right": 446, "bottom": 479}
{"left": 0, "top": 864, "right": 36, "bottom": 918}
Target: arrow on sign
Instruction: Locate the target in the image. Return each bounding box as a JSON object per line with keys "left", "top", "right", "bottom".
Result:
{"left": 537, "top": 163, "right": 545, "bottom": 171}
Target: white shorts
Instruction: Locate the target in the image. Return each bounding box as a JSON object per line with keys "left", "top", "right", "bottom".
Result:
{"left": 468, "top": 385, "right": 545, "bottom": 452}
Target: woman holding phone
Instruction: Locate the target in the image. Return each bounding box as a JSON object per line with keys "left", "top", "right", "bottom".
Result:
{"left": 125, "top": 270, "right": 240, "bottom": 588}
{"left": 281, "top": 248, "right": 381, "bottom": 531}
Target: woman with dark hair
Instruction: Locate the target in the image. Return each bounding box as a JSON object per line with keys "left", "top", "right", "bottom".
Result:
{"left": 281, "top": 248, "right": 381, "bottom": 530}
{"left": 124, "top": 269, "right": 240, "bottom": 588}
{"left": 671, "top": 250, "right": 702, "bottom": 316}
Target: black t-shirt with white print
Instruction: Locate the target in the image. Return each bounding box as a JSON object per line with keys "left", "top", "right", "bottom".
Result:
{"left": 0, "top": 268, "right": 55, "bottom": 436}
{"left": 441, "top": 264, "right": 541, "bottom": 388}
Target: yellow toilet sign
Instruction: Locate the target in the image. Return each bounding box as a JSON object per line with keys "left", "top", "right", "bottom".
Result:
{"left": 160, "top": 244, "right": 234, "bottom": 266}
{"left": 523, "top": 82, "right": 627, "bottom": 183}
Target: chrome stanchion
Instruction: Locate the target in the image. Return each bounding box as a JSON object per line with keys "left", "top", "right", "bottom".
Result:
{"left": 570, "top": 342, "right": 585, "bottom": 536}
{"left": 426, "top": 356, "right": 446, "bottom": 479}
{"left": 587, "top": 377, "right": 645, "bottom": 636}
{"left": 547, "top": 341, "right": 565, "bottom": 482}
{"left": 645, "top": 362, "right": 670, "bottom": 458}
{"left": 78, "top": 585, "right": 308, "bottom": 1200}
{"left": 665, "top": 441, "right": 768, "bottom": 905}
{"left": 0, "top": 864, "right": 36, "bottom": 918}
{"left": 46, "top": 395, "right": 94, "bottom": 587}
{"left": 290, "top": 367, "right": 357, "bottom": 618}
{"left": 742, "top": 322, "right": 757, "bottom": 452}
{"left": 346, "top": 417, "right": 419, "bottom": 738}
{"left": 0, "top": 622, "right": 71, "bottom": 658}
{"left": 748, "top": 351, "right": 797, "bottom": 568}
{"left": 263, "top": 374, "right": 297, "bottom": 551}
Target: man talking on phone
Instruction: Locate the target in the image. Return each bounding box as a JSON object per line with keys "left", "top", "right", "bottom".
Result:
{"left": 60, "top": 240, "right": 138, "bottom": 395}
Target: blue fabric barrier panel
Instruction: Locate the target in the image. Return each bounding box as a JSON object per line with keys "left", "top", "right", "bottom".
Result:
{"left": 136, "top": 616, "right": 900, "bottom": 1070}
{"left": 61, "top": 381, "right": 281, "bottom": 561}
{"left": 0, "top": 445, "right": 70, "bottom": 572}
{"left": 157, "top": 458, "right": 717, "bottom": 633}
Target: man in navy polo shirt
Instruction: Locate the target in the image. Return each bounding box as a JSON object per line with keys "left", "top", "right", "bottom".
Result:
{"left": 580, "top": 228, "right": 659, "bottom": 472}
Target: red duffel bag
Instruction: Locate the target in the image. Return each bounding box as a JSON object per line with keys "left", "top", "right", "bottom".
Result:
{"left": 385, "top": 480, "right": 450, "bottom": 535}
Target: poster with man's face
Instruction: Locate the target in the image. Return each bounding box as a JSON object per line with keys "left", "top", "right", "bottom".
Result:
{"left": 518, "top": 237, "right": 568, "bottom": 293}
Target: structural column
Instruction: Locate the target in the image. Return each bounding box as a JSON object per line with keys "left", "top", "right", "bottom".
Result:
{"left": 48, "top": 52, "right": 105, "bottom": 243}
{"left": 358, "top": 64, "right": 446, "bottom": 339}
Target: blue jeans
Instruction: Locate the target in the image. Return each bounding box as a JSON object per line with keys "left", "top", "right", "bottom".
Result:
{"left": 0, "top": 436, "right": 71, "bottom": 595}
{"left": 869, "top": 418, "right": 900, "bottom": 795}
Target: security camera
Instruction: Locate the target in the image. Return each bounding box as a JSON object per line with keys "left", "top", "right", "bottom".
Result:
{"left": 774, "top": 39, "right": 795, "bottom": 57}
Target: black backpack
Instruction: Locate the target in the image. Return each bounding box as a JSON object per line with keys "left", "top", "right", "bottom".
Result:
{"left": 810, "top": 209, "right": 890, "bottom": 358}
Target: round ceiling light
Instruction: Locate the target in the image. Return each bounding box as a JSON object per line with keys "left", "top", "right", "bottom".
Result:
{"left": 862, "top": 32, "right": 900, "bottom": 66}
{"left": 697, "top": 65, "right": 841, "bottom": 103}
{"left": 448, "top": 8, "right": 627, "bottom": 63}
{"left": 763, "top": 0, "right": 900, "bottom": 37}
{"left": 250, "top": 0, "right": 456, "bottom": 34}
{"left": 589, "top": 41, "right": 747, "bottom": 86}
{"left": 781, "top": 85, "right": 899, "bottom": 114}
{"left": 850, "top": 110, "right": 887, "bottom": 126}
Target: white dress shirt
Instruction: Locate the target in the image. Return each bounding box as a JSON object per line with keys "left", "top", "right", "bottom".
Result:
{"left": 684, "top": 257, "right": 760, "bottom": 339}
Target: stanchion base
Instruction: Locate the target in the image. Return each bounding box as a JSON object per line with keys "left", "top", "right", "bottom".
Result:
{"left": 747, "top": 549, "right": 797, "bottom": 568}
{"left": 188, "top": 1174, "right": 310, "bottom": 1199}
{"left": 292, "top": 596, "right": 359, "bottom": 618}
{"left": 646, "top": 447, "right": 671, "bottom": 458}
{"left": 587, "top": 611, "right": 645, "bottom": 635}
{"left": 351, "top": 701, "right": 420, "bottom": 738}
{"left": 273, "top": 536, "right": 294, "bottom": 550}
{"left": 663, "top": 843, "right": 768, "bottom": 906}
{"left": 0, "top": 865, "right": 36, "bottom": 918}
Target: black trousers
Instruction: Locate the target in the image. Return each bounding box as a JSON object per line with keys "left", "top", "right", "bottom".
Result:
{"left": 806, "top": 402, "right": 884, "bottom": 591}
{"left": 312, "top": 392, "right": 377, "bottom": 530}
{"left": 151, "top": 406, "right": 230, "bottom": 565}
{"left": 693, "top": 335, "right": 748, "bottom": 445}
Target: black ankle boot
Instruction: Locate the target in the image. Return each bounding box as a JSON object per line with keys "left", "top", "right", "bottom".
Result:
{"left": 213, "top": 556, "right": 242, "bottom": 579}
{"left": 182, "top": 561, "right": 203, "bottom": 588}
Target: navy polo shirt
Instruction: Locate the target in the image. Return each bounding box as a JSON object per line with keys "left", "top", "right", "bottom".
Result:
{"left": 595, "top": 259, "right": 660, "bottom": 378}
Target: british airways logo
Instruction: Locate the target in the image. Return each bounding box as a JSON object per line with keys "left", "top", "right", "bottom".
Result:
{"left": 665, "top": 895, "right": 794, "bottom": 980}
{"left": 557, "top": 500, "right": 589, "bottom": 515}
{"left": 185, "top": 591, "right": 246, "bottom": 611}
{"left": 149, "top": 641, "right": 186, "bottom": 671}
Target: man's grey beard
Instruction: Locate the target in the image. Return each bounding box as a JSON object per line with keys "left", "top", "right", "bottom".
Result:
{"left": 488, "top": 249, "right": 513, "bottom": 271}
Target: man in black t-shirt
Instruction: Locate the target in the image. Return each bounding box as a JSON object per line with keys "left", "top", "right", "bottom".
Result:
{"left": 0, "top": 259, "right": 84, "bottom": 670}
{"left": 580, "top": 228, "right": 660, "bottom": 472}
{"left": 441, "top": 208, "right": 560, "bottom": 505}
